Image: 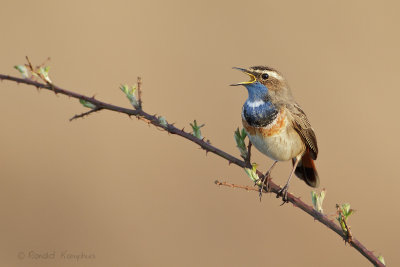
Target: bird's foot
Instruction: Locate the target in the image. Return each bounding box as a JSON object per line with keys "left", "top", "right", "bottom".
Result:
{"left": 258, "top": 171, "right": 271, "bottom": 201}
{"left": 276, "top": 184, "right": 290, "bottom": 204}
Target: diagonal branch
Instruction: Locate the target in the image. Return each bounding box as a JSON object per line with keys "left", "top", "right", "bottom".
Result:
{"left": 0, "top": 73, "right": 385, "bottom": 267}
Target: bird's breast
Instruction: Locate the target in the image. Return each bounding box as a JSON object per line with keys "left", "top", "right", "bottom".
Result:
{"left": 242, "top": 108, "right": 287, "bottom": 137}
{"left": 242, "top": 108, "right": 305, "bottom": 161}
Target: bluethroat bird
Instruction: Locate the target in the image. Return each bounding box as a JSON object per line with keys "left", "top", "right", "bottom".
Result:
{"left": 232, "top": 66, "right": 319, "bottom": 202}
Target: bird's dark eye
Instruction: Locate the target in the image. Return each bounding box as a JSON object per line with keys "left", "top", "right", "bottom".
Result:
{"left": 261, "top": 73, "right": 269, "bottom": 80}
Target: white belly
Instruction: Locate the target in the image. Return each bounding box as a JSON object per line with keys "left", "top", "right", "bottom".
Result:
{"left": 247, "top": 127, "right": 305, "bottom": 161}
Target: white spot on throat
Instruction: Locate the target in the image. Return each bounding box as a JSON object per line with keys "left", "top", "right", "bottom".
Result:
{"left": 246, "top": 100, "right": 264, "bottom": 108}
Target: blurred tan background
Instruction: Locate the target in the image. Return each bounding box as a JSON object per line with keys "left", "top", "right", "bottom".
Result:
{"left": 0, "top": 0, "right": 399, "bottom": 266}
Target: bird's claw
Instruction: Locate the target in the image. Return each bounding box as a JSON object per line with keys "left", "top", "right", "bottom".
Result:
{"left": 276, "top": 184, "right": 289, "bottom": 204}
{"left": 258, "top": 172, "right": 271, "bottom": 201}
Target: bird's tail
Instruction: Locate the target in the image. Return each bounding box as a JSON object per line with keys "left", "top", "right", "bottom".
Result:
{"left": 293, "top": 150, "right": 319, "bottom": 188}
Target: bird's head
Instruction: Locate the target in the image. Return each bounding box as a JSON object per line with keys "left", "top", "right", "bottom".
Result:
{"left": 231, "top": 66, "right": 293, "bottom": 103}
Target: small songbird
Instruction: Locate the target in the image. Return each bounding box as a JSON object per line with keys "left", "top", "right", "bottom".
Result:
{"left": 232, "top": 66, "right": 319, "bottom": 201}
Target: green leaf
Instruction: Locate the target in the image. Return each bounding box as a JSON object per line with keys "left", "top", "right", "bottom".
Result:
{"left": 336, "top": 203, "right": 354, "bottom": 235}
{"left": 38, "top": 66, "right": 52, "bottom": 83}
{"left": 158, "top": 116, "right": 168, "bottom": 127}
{"left": 378, "top": 255, "right": 385, "bottom": 265}
{"left": 234, "top": 127, "right": 248, "bottom": 159}
{"left": 341, "top": 203, "right": 354, "bottom": 219}
{"left": 311, "top": 189, "right": 326, "bottom": 213}
{"left": 190, "top": 120, "right": 204, "bottom": 139}
{"left": 120, "top": 84, "right": 139, "bottom": 108}
{"left": 244, "top": 163, "right": 259, "bottom": 184}
{"left": 339, "top": 220, "right": 347, "bottom": 234}
{"left": 14, "top": 65, "right": 29, "bottom": 78}
{"left": 79, "top": 99, "right": 96, "bottom": 109}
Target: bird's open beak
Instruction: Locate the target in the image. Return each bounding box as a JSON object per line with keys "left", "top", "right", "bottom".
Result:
{"left": 230, "top": 67, "right": 256, "bottom": 86}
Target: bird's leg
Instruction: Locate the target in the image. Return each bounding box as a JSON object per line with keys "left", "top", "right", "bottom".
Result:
{"left": 277, "top": 155, "right": 301, "bottom": 203}
{"left": 258, "top": 160, "right": 278, "bottom": 200}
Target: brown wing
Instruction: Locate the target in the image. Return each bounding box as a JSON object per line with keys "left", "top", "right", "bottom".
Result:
{"left": 288, "top": 103, "right": 318, "bottom": 160}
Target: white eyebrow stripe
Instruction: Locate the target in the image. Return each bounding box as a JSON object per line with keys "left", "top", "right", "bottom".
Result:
{"left": 266, "top": 71, "right": 283, "bottom": 80}
{"left": 246, "top": 100, "right": 264, "bottom": 108}
{"left": 252, "top": 69, "right": 283, "bottom": 80}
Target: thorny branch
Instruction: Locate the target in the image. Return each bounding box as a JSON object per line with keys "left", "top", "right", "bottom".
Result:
{"left": 0, "top": 72, "right": 384, "bottom": 267}
{"left": 69, "top": 107, "right": 103, "bottom": 121}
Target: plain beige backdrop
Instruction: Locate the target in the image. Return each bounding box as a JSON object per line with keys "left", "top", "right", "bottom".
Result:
{"left": 0, "top": 0, "right": 398, "bottom": 266}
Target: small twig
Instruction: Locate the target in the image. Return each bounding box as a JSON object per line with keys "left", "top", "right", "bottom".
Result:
{"left": 25, "top": 56, "right": 34, "bottom": 73}
{"left": 245, "top": 141, "right": 252, "bottom": 167}
{"left": 343, "top": 218, "right": 353, "bottom": 243}
{"left": 337, "top": 204, "right": 353, "bottom": 243}
{"left": 70, "top": 107, "right": 103, "bottom": 121}
{"left": 215, "top": 180, "right": 258, "bottom": 192}
{"left": 25, "top": 56, "right": 56, "bottom": 93}
{"left": 137, "top": 76, "right": 142, "bottom": 109}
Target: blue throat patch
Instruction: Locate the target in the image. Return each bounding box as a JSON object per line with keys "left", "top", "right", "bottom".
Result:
{"left": 242, "top": 82, "right": 278, "bottom": 127}
{"left": 243, "top": 101, "right": 278, "bottom": 127}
